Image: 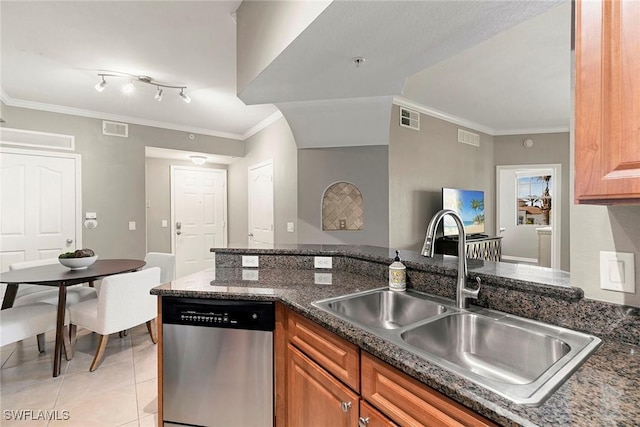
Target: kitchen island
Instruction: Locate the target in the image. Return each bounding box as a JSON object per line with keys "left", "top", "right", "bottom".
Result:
{"left": 152, "top": 245, "right": 640, "bottom": 427}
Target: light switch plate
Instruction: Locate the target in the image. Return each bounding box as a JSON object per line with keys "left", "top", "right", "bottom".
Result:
{"left": 600, "top": 251, "right": 635, "bottom": 293}
{"left": 162, "top": 220, "right": 168, "bottom": 228}
{"left": 242, "top": 255, "right": 259, "bottom": 268}
{"left": 128, "top": 221, "right": 136, "bottom": 231}
{"left": 314, "top": 256, "right": 332, "bottom": 269}
{"left": 287, "top": 222, "right": 295, "bottom": 233}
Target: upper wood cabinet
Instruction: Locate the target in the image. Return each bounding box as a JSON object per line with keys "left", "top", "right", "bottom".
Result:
{"left": 575, "top": 0, "right": 640, "bottom": 204}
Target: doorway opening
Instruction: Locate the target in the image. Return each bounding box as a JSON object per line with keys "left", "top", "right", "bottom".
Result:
{"left": 496, "top": 164, "right": 562, "bottom": 269}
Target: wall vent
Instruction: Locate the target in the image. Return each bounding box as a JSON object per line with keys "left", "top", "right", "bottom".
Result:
{"left": 399, "top": 107, "right": 420, "bottom": 131}
{"left": 103, "top": 120, "right": 128, "bottom": 137}
{"left": 457, "top": 129, "right": 480, "bottom": 147}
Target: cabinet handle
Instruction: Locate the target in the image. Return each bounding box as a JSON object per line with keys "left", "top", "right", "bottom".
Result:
{"left": 359, "top": 417, "right": 371, "bottom": 426}
{"left": 340, "top": 401, "right": 352, "bottom": 412}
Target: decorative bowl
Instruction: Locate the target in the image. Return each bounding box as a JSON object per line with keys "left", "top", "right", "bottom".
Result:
{"left": 58, "top": 255, "right": 98, "bottom": 270}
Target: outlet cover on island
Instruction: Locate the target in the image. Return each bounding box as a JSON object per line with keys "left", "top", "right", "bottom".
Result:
{"left": 242, "top": 255, "right": 259, "bottom": 268}
{"left": 314, "top": 256, "right": 332, "bottom": 269}
{"left": 599, "top": 251, "right": 635, "bottom": 293}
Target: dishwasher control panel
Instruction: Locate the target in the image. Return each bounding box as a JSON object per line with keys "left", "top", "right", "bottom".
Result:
{"left": 162, "top": 297, "right": 275, "bottom": 331}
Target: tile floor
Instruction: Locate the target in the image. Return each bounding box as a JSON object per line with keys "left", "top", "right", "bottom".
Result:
{"left": 1, "top": 324, "right": 158, "bottom": 427}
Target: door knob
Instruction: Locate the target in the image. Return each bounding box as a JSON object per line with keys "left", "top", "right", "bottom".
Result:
{"left": 248, "top": 233, "right": 254, "bottom": 237}
{"left": 66, "top": 239, "right": 73, "bottom": 244}
{"left": 176, "top": 222, "right": 182, "bottom": 235}
{"left": 499, "top": 227, "right": 506, "bottom": 233}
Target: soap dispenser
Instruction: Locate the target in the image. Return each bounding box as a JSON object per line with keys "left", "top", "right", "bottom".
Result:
{"left": 389, "top": 250, "right": 406, "bottom": 292}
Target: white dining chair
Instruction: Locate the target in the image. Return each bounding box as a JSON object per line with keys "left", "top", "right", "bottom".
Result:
{"left": 0, "top": 303, "right": 71, "bottom": 358}
{"left": 144, "top": 252, "right": 176, "bottom": 283}
{"left": 68, "top": 267, "right": 161, "bottom": 371}
{"left": 6, "top": 258, "right": 97, "bottom": 352}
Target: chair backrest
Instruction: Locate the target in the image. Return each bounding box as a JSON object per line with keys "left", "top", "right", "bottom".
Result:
{"left": 9, "top": 258, "right": 59, "bottom": 299}
{"left": 144, "top": 252, "right": 176, "bottom": 283}
{"left": 97, "top": 267, "right": 161, "bottom": 335}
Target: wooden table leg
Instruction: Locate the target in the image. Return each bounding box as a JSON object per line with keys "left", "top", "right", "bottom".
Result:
{"left": 53, "top": 285, "right": 67, "bottom": 377}
{"left": 1, "top": 284, "right": 19, "bottom": 310}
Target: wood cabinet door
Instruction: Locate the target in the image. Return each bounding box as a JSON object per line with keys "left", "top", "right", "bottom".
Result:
{"left": 575, "top": 0, "right": 640, "bottom": 204}
{"left": 287, "top": 344, "right": 359, "bottom": 427}
{"left": 359, "top": 400, "right": 398, "bottom": 427}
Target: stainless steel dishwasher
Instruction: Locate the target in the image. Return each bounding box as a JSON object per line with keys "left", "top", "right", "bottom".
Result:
{"left": 162, "top": 297, "right": 275, "bottom": 427}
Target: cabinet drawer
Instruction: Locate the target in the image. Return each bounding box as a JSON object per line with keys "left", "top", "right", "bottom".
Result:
{"left": 361, "top": 352, "right": 495, "bottom": 427}
{"left": 360, "top": 399, "right": 398, "bottom": 427}
{"left": 287, "top": 310, "right": 360, "bottom": 392}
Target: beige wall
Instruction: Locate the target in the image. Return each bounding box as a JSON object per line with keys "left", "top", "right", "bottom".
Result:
{"left": 1, "top": 104, "right": 242, "bottom": 259}
{"left": 494, "top": 133, "right": 570, "bottom": 271}
{"left": 145, "top": 158, "right": 228, "bottom": 253}
{"left": 297, "top": 145, "right": 389, "bottom": 246}
{"left": 389, "top": 107, "right": 495, "bottom": 252}
{"left": 227, "top": 116, "right": 298, "bottom": 246}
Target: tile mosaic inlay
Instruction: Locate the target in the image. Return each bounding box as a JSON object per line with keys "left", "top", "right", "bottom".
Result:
{"left": 322, "top": 182, "right": 364, "bottom": 230}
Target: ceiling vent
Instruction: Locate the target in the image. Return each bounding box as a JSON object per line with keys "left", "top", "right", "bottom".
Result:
{"left": 457, "top": 129, "right": 480, "bottom": 147}
{"left": 399, "top": 107, "right": 420, "bottom": 131}
{"left": 102, "top": 120, "right": 128, "bottom": 137}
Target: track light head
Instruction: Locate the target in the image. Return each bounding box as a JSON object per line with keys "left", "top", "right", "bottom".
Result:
{"left": 95, "top": 76, "right": 107, "bottom": 92}
{"left": 179, "top": 89, "right": 191, "bottom": 104}
{"left": 155, "top": 87, "right": 163, "bottom": 101}
{"left": 122, "top": 82, "right": 135, "bottom": 95}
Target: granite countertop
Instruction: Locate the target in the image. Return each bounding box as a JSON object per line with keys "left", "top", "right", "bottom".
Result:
{"left": 152, "top": 265, "right": 640, "bottom": 427}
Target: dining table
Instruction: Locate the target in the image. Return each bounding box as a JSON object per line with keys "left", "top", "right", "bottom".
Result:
{"left": 1, "top": 258, "right": 146, "bottom": 377}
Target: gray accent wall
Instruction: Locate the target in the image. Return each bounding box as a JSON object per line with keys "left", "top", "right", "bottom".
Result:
{"left": 297, "top": 146, "right": 389, "bottom": 246}
{"left": 227, "top": 116, "right": 298, "bottom": 246}
{"left": 494, "top": 133, "right": 570, "bottom": 271}
{"left": 1, "top": 105, "right": 242, "bottom": 259}
{"left": 145, "top": 158, "right": 228, "bottom": 253}
{"left": 389, "top": 107, "right": 495, "bottom": 252}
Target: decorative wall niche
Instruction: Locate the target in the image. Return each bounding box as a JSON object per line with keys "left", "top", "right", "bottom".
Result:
{"left": 322, "top": 182, "right": 364, "bottom": 231}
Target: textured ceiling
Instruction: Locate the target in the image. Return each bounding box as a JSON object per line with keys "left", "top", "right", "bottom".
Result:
{"left": 0, "top": 1, "right": 277, "bottom": 139}
{"left": 1, "top": 0, "right": 569, "bottom": 142}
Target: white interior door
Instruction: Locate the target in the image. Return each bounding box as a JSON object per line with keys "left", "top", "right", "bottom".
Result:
{"left": 171, "top": 166, "right": 226, "bottom": 279}
{"left": 496, "top": 164, "right": 561, "bottom": 269}
{"left": 0, "top": 149, "right": 80, "bottom": 271}
{"left": 248, "top": 160, "right": 274, "bottom": 248}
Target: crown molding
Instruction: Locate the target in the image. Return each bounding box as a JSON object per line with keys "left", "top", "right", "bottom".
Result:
{"left": 393, "top": 96, "right": 496, "bottom": 135}
{"left": 0, "top": 92, "right": 248, "bottom": 141}
{"left": 392, "top": 96, "right": 570, "bottom": 137}
{"left": 242, "top": 110, "right": 283, "bottom": 140}
{"left": 492, "top": 126, "right": 570, "bottom": 136}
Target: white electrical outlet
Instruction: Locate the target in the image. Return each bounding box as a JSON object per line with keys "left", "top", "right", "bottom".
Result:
{"left": 600, "top": 251, "right": 635, "bottom": 293}
{"left": 162, "top": 220, "right": 168, "bottom": 228}
{"left": 314, "top": 272, "right": 333, "bottom": 285}
{"left": 242, "top": 269, "right": 259, "bottom": 281}
{"left": 242, "top": 255, "right": 259, "bottom": 268}
{"left": 287, "top": 222, "right": 295, "bottom": 233}
{"left": 314, "top": 256, "right": 332, "bottom": 269}
{"left": 128, "top": 221, "right": 136, "bottom": 231}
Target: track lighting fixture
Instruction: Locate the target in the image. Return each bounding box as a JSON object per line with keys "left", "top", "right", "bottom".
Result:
{"left": 95, "top": 76, "right": 107, "bottom": 92}
{"left": 94, "top": 72, "right": 189, "bottom": 104}
{"left": 179, "top": 89, "right": 191, "bottom": 104}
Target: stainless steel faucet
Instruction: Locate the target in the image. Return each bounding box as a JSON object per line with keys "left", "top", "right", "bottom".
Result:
{"left": 421, "top": 209, "right": 480, "bottom": 309}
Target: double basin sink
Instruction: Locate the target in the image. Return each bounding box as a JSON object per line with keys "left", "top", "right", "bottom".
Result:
{"left": 312, "top": 288, "right": 601, "bottom": 406}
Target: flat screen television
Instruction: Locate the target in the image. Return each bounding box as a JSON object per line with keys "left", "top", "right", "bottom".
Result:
{"left": 442, "top": 188, "right": 485, "bottom": 237}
